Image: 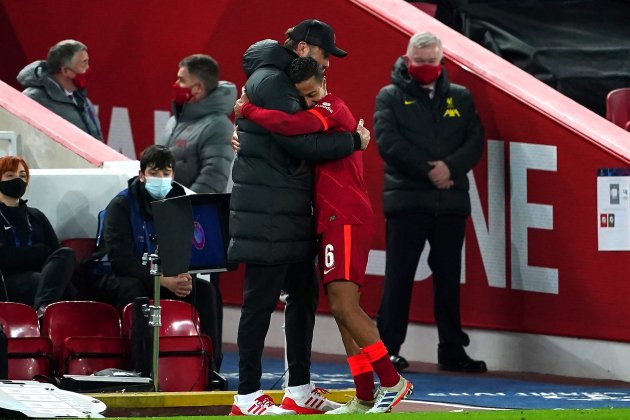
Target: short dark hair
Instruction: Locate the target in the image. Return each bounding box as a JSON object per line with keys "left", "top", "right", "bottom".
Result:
{"left": 47, "top": 39, "right": 87, "bottom": 74}
{"left": 140, "top": 145, "right": 174, "bottom": 172}
{"left": 288, "top": 57, "right": 323, "bottom": 84}
{"left": 179, "top": 54, "right": 219, "bottom": 93}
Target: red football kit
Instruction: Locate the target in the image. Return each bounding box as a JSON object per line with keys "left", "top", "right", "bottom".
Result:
{"left": 242, "top": 93, "right": 374, "bottom": 285}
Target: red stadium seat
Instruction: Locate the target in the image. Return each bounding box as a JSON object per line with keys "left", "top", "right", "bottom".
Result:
{"left": 41, "top": 301, "right": 129, "bottom": 376}
{"left": 59, "top": 238, "right": 96, "bottom": 264}
{"left": 606, "top": 87, "right": 630, "bottom": 129}
{"left": 122, "top": 299, "right": 213, "bottom": 391}
{"left": 0, "top": 302, "right": 53, "bottom": 379}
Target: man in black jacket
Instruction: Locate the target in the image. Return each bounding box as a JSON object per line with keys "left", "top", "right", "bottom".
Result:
{"left": 374, "top": 32, "right": 486, "bottom": 374}
{"left": 229, "top": 19, "right": 368, "bottom": 415}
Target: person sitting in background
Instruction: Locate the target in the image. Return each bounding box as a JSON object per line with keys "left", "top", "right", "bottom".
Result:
{"left": 95, "top": 145, "right": 222, "bottom": 370}
{"left": 17, "top": 39, "right": 103, "bottom": 141}
{"left": 0, "top": 156, "right": 76, "bottom": 317}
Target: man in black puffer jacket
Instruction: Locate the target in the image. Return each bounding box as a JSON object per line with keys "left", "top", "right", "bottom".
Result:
{"left": 229, "top": 19, "right": 368, "bottom": 415}
{"left": 374, "top": 32, "right": 486, "bottom": 374}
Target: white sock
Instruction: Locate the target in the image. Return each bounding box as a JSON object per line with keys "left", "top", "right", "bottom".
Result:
{"left": 235, "top": 389, "right": 263, "bottom": 403}
{"left": 285, "top": 382, "right": 311, "bottom": 395}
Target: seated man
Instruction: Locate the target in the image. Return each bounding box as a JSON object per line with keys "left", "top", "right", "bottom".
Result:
{"left": 96, "top": 145, "right": 221, "bottom": 369}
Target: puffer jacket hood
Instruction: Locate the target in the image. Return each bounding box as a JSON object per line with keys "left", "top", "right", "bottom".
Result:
{"left": 242, "top": 39, "right": 295, "bottom": 78}
{"left": 17, "top": 60, "right": 70, "bottom": 102}
{"left": 16, "top": 60, "right": 103, "bottom": 140}
{"left": 17, "top": 60, "right": 49, "bottom": 88}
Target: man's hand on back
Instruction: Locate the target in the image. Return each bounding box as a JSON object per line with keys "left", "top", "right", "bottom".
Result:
{"left": 356, "top": 118, "right": 370, "bottom": 151}
{"left": 233, "top": 90, "right": 250, "bottom": 120}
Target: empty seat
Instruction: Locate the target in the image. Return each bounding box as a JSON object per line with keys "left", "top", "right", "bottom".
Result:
{"left": 606, "top": 87, "right": 630, "bottom": 129}
{"left": 41, "top": 301, "right": 130, "bottom": 376}
{"left": 0, "top": 302, "right": 53, "bottom": 380}
{"left": 122, "top": 299, "right": 213, "bottom": 391}
{"left": 59, "top": 238, "right": 96, "bottom": 264}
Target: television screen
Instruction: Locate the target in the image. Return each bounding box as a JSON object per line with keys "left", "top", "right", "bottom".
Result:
{"left": 188, "top": 193, "right": 233, "bottom": 273}
{"left": 152, "top": 193, "right": 233, "bottom": 275}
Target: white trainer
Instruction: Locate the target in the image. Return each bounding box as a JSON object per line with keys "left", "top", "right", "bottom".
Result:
{"left": 230, "top": 390, "right": 296, "bottom": 416}
{"left": 366, "top": 376, "right": 413, "bottom": 413}
{"left": 325, "top": 396, "right": 375, "bottom": 414}
{"left": 280, "top": 382, "right": 342, "bottom": 414}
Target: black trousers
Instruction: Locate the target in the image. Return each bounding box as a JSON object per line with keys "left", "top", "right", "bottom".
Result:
{"left": 237, "top": 260, "right": 318, "bottom": 394}
{"left": 377, "top": 213, "right": 470, "bottom": 355}
{"left": 3, "top": 247, "right": 75, "bottom": 309}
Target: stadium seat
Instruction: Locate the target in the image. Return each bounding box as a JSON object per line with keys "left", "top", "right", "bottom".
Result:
{"left": 0, "top": 302, "right": 53, "bottom": 380}
{"left": 122, "top": 299, "right": 213, "bottom": 391}
{"left": 41, "top": 301, "right": 130, "bottom": 376}
{"left": 606, "top": 87, "right": 630, "bottom": 129}
{"left": 59, "top": 238, "right": 96, "bottom": 264}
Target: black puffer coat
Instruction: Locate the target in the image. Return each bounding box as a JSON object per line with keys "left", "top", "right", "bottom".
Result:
{"left": 229, "top": 40, "right": 356, "bottom": 265}
{"left": 374, "top": 57, "right": 484, "bottom": 216}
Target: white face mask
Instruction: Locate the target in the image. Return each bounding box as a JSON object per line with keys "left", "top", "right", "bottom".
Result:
{"left": 144, "top": 176, "right": 173, "bottom": 199}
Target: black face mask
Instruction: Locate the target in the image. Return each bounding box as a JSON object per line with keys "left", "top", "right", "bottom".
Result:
{"left": 0, "top": 178, "right": 27, "bottom": 199}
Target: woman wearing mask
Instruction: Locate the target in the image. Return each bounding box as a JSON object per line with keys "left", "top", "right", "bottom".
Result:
{"left": 0, "top": 156, "right": 75, "bottom": 317}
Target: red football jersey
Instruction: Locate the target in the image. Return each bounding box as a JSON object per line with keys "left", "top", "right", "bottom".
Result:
{"left": 241, "top": 93, "right": 374, "bottom": 233}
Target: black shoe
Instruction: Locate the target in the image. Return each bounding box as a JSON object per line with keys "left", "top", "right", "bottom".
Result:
{"left": 389, "top": 354, "right": 410, "bottom": 372}
{"left": 438, "top": 345, "right": 487, "bottom": 373}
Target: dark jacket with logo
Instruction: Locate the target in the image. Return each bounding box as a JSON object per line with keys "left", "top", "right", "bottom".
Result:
{"left": 17, "top": 60, "right": 103, "bottom": 140}
{"left": 374, "top": 57, "right": 484, "bottom": 216}
{"left": 160, "top": 81, "right": 237, "bottom": 193}
{"left": 229, "top": 40, "right": 356, "bottom": 265}
{"left": 0, "top": 201, "right": 59, "bottom": 275}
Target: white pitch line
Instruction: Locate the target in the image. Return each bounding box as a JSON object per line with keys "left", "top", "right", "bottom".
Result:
{"left": 402, "top": 400, "right": 508, "bottom": 411}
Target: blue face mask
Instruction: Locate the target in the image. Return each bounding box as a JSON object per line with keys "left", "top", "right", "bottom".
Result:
{"left": 144, "top": 176, "right": 173, "bottom": 199}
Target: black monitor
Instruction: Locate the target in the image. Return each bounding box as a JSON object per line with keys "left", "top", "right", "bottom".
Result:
{"left": 151, "top": 193, "right": 234, "bottom": 276}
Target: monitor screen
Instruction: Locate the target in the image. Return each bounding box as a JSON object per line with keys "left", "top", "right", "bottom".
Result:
{"left": 187, "top": 193, "right": 233, "bottom": 273}
{"left": 152, "top": 193, "right": 234, "bottom": 275}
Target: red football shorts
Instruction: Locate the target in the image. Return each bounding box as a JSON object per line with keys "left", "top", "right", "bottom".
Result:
{"left": 317, "top": 224, "right": 374, "bottom": 287}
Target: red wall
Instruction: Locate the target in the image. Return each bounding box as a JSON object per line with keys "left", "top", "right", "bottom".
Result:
{"left": 4, "top": 0, "right": 630, "bottom": 342}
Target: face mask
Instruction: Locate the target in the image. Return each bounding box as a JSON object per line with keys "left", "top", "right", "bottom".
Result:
{"left": 407, "top": 62, "right": 442, "bottom": 85}
{"left": 72, "top": 68, "right": 90, "bottom": 90}
{"left": 172, "top": 82, "right": 192, "bottom": 106}
{"left": 0, "top": 178, "right": 27, "bottom": 199}
{"left": 144, "top": 177, "right": 173, "bottom": 200}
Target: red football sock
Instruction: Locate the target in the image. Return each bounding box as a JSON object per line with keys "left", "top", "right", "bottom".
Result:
{"left": 362, "top": 341, "right": 400, "bottom": 388}
{"left": 347, "top": 353, "right": 375, "bottom": 401}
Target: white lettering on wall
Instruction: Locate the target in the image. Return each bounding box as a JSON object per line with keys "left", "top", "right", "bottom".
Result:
{"left": 107, "top": 107, "right": 136, "bottom": 159}
{"left": 154, "top": 110, "right": 170, "bottom": 144}
{"left": 367, "top": 140, "right": 558, "bottom": 295}
{"left": 510, "top": 142, "right": 558, "bottom": 294}
{"left": 469, "top": 140, "right": 506, "bottom": 288}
